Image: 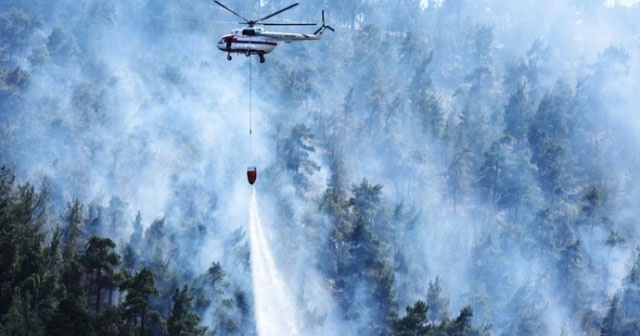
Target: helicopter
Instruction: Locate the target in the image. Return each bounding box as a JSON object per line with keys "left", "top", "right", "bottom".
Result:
{"left": 213, "top": 1, "right": 333, "bottom": 63}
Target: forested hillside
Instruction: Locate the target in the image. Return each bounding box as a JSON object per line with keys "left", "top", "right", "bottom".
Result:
{"left": 1, "top": 0, "right": 640, "bottom": 335}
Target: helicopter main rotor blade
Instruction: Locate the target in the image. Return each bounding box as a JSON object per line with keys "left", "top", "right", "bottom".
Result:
{"left": 255, "top": 3, "right": 299, "bottom": 24}
{"left": 213, "top": 0, "right": 250, "bottom": 24}
{"left": 260, "top": 22, "right": 316, "bottom": 26}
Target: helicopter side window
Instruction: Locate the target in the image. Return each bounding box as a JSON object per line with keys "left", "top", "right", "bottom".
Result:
{"left": 242, "top": 29, "right": 256, "bottom": 36}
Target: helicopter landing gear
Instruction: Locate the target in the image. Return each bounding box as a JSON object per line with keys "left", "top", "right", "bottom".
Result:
{"left": 258, "top": 53, "right": 265, "bottom": 63}
{"left": 227, "top": 54, "right": 232, "bottom": 61}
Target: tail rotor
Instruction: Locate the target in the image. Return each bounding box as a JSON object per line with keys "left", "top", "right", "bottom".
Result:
{"left": 314, "top": 10, "right": 334, "bottom": 35}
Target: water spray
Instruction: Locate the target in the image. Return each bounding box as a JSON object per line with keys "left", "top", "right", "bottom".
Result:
{"left": 249, "top": 189, "right": 299, "bottom": 335}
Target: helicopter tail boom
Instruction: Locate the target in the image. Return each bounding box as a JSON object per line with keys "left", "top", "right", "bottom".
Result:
{"left": 256, "top": 10, "right": 332, "bottom": 42}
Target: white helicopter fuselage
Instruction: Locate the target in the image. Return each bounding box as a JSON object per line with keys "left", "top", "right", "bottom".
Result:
{"left": 216, "top": 29, "right": 278, "bottom": 56}
{"left": 217, "top": 26, "right": 329, "bottom": 62}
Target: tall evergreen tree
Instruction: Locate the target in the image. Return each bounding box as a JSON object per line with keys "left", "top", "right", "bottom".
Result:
{"left": 391, "top": 300, "right": 430, "bottom": 336}
{"left": 503, "top": 82, "right": 532, "bottom": 144}
{"left": 528, "top": 80, "right": 574, "bottom": 195}
{"left": 279, "top": 123, "right": 321, "bottom": 189}
{"left": 426, "top": 276, "right": 450, "bottom": 323}
{"left": 167, "top": 285, "right": 207, "bottom": 336}
{"left": 81, "top": 236, "right": 121, "bottom": 313}
{"left": 556, "top": 238, "right": 588, "bottom": 312}
{"left": 613, "top": 251, "right": 640, "bottom": 334}
{"left": 62, "top": 199, "right": 84, "bottom": 262}
{"left": 46, "top": 296, "right": 95, "bottom": 336}
{"left": 0, "top": 290, "right": 45, "bottom": 336}
{"left": 0, "top": 167, "right": 49, "bottom": 317}
{"left": 121, "top": 267, "right": 163, "bottom": 336}
{"left": 600, "top": 293, "right": 621, "bottom": 336}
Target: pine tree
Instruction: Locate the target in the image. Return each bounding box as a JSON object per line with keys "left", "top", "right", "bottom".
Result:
{"left": 323, "top": 179, "right": 397, "bottom": 334}
{"left": 600, "top": 293, "right": 621, "bottom": 336}
{"left": 279, "top": 123, "right": 321, "bottom": 190}
{"left": 391, "top": 300, "right": 430, "bottom": 336}
{"left": 614, "top": 252, "right": 640, "bottom": 334}
{"left": 62, "top": 199, "right": 84, "bottom": 262}
{"left": 443, "top": 306, "right": 475, "bottom": 336}
{"left": 81, "top": 236, "right": 121, "bottom": 313}
{"left": 556, "top": 238, "right": 588, "bottom": 312}
{"left": 503, "top": 82, "right": 532, "bottom": 145}
{"left": 426, "top": 276, "right": 450, "bottom": 323}
{"left": 46, "top": 296, "right": 95, "bottom": 336}
{"left": 0, "top": 167, "right": 49, "bottom": 317}
{"left": 528, "top": 80, "right": 574, "bottom": 195}
{"left": 167, "top": 285, "right": 207, "bottom": 336}
{"left": 121, "top": 267, "right": 163, "bottom": 336}
{"left": 0, "top": 290, "right": 45, "bottom": 336}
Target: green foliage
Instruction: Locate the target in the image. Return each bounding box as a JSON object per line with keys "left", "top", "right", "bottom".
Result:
{"left": 0, "top": 166, "right": 49, "bottom": 317}
{"left": 442, "top": 306, "right": 479, "bottom": 336}
{"left": 191, "top": 261, "right": 247, "bottom": 335}
{"left": 323, "top": 179, "right": 397, "bottom": 334}
{"left": 62, "top": 199, "right": 83, "bottom": 262}
{"left": 167, "top": 285, "right": 207, "bottom": 336}
{"left": 600, "top": 293, "right": 621, "bottom": 336}
{"left": 503, "top": 83, "right": 532, "bottom": 144}
{"left": 93, "top": 305, "right": 127, "bottom": 336}
{"left": 349, "top": 179, "right": 384, "bottom": 223}
{"left": 327, "top": 151, "right": 348, "bottom": 194}
{"left": 279, "top": 123, "right": 321, "bottom": 189}
{"left": 426, "top": 277, "right": 450, "bottom": 323}
{"left": 528, "top": 80, "right": 574, "bottom": 194}
{"left": 392, "top": 302, "right": 488, "bottom": 336}
{"left": 580, "top": 183, "right": 605, "bottom": 217}
{"left": 0, "top": 290, "right": 45, "bottom": 336}
{"left": 556, "top": 238, "right": 588, "bottom": 311}
{"left": 477, "top": 135, "right": 533, "bottom": 211}
{"left": 47, "top": 296, "right": 95, "bottom": 336}
{"left": 81, "top": 236, "right": 121, "bottom": 312}
{"left": 0, "top": 168, "right": 240, "bottom": 335}
{"left": 391, "top": 300, "right": 431, "bottom": 336}
{"left": 607, "top": 252, "right": 640, "bottom": 334}
{"left": 120, "top": 267, "right": 164, "bottom": 336}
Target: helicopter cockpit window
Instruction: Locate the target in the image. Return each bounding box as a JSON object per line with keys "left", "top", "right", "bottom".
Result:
{"left": 242, "top": 29, "right": 256, "bottom": 36}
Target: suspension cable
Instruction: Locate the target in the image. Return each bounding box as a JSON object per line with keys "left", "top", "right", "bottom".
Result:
{"left": 249, "top": 57, "right": 254, "bottom": 165}
{"left": 249, "top": 56, "right": 252, "bottom": 135}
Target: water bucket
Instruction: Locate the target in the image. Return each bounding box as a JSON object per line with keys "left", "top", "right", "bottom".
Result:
{"left": 247, "top": 166, "right": 257, "bottom": 185}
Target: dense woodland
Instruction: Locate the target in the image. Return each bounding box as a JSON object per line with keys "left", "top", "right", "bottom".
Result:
{"left": 2, "top": 0, "right": 640, "bottom": 335}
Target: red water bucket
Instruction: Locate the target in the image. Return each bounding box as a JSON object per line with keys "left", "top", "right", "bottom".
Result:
{"left": 247, "top": 167, "right": 257, "bottom": 185}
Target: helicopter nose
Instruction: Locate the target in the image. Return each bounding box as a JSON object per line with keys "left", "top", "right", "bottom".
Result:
{"left": 218, "top": 36, "right": 232, "bottom": 50}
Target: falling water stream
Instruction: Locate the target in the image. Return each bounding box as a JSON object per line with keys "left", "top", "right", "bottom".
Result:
{"left": 249, "top": 188, "right": 299, "bottom": 335}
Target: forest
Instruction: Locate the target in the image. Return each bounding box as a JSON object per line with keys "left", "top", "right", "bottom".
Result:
{"left": 1, "top": 0, "right": 640, "bottom": 335}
